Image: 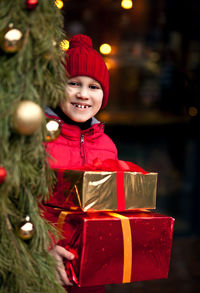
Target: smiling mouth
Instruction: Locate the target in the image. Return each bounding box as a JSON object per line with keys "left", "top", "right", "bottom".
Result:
{"left": 72, "top": 103, "right": 91, "bottom": 109}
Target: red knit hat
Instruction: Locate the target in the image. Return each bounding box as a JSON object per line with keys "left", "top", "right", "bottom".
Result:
{"left": 65, "top": 34, "right": 109, "bottom": 109}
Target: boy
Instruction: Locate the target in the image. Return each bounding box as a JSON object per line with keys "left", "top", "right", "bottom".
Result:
{"left": 45, "top": 34, "right": 118, "bottom": 293}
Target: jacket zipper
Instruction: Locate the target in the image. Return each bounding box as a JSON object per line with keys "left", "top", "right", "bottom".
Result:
{"left": 80, "top": 134, "right": 85, "bottom": 164}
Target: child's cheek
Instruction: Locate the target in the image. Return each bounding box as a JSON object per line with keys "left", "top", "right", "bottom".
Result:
{"left": 67, "top": 86, "right": 76, "bottom": 97}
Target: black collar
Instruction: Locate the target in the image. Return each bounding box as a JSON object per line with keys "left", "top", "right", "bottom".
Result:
{"left": 53, "top": 107, "right": 92, "bottom": 130}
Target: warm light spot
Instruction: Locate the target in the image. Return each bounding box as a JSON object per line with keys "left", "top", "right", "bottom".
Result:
{"left": 5, "top": 29, "right": 22, "bottom": 41}
{"left": 121, "top": 0, "right": 133, "bottom": 10}
{"left": 188, "top": 106, "right": 198, "bottom": 117}
{"left": 104, "top": 57, "right": 117, "bottom": 70}
{"left": 97, "top": 111, "right": 111, "bottom": 122}
{"left": 21, "top": 222, "right": 33, "bottom": 232}
{"left": 55, "top": 0, "right": 63, "bottom": 9}
{"left": 100, "top": 43, "right": 112, "bottom": 55}
{"left": 46, "top": 120, "right": 59, "bottom": 132}
{"left": 105, "top": 60, "right": 111, "bottom": 70}
{"left": 60, "top": 39, "right": 69, "bottom": 51}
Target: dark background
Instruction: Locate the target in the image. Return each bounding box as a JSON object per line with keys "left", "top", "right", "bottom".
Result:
{"left": 61, "top": 1, "right": 200, "bottom": 292}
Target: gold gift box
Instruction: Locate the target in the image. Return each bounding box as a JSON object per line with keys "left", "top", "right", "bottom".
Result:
{"left": 62, "top": 170, "right": 158, "bottom": 211}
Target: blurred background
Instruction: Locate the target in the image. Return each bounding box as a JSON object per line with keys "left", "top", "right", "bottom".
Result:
{"left": 58, "top": 0, "right": 200, "bottom": 292}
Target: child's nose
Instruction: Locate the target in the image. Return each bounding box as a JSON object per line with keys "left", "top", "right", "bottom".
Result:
{"left": 77, "top": 87, "right": 89, "bottom": 99}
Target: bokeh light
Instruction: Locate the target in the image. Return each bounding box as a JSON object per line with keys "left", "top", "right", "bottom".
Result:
{"left": 60, "top": 39, "right": 69, "bottom": 51}
{"left": 121, "top": 0, "right": 133, "bottom": 10}
{"left": 99, "top": 43, "right": 112, "bottom": 55}
{"left": 55, "top": 0, "right": 64, "bottom": 10}
{"left": 188, "top": 106, "right": 198, "bottom": 117}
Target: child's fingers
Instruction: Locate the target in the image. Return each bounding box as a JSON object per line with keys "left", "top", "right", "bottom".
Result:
{"left": 50, "top": 246, "right": 74, "bottom": 286}
{"left": 57, "top": 260, "right": 73, "bottom": 286}
{"left": 55, "top": 245, "right": 75, "bottom": 260}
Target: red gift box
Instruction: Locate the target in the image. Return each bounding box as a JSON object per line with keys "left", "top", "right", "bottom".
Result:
{"left": 45, "top": 207, "right": 174, "bottom": 287}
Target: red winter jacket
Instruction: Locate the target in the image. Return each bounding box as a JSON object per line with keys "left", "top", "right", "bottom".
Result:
{"left": 43, "top": 110, "right": 113, "bottom": 292}
{"left": 44, "top": 109, "right": 117, "bottom": 207}
{"left": 45, "top": 113, "right": 118, "bottom": 170}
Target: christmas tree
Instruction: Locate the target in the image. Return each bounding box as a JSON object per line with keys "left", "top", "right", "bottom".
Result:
{"left": 0, "top": 0, "right": 67, "bottom": 292}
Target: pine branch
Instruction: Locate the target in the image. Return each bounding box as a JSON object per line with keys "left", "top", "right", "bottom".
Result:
{"left": 0, "top": 1, "right": 68, "bottom": 292}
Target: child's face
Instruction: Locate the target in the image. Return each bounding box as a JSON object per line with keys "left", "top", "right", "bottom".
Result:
{"left": 60, "top": 76, "right": 103, "bottom": 123}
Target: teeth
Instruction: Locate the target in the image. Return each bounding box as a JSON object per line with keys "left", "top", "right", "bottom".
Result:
{"left": 73, "top": 104, "right": 90, "bottom": 109}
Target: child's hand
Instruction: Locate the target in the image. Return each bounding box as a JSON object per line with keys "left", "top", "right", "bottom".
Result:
{"left": 50, "top": 245, "right": 75, "bottom": 286}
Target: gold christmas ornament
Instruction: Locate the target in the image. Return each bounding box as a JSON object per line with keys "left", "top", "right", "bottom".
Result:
{"left": 0, "top": 24, "right": 23, "bottom": 53}
{"left": 45, "top": 119, "right": 61, "bottom": 142}
{"left": 16, "top": 215, "right": 35, "bottom": 240}
{"left": 12, "top": 101, "right": 44, "bottom": 135}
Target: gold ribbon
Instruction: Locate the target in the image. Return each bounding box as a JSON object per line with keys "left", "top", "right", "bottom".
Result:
{"left": 57, "top": 210, "right": 72, "bottom": 232}
{"left": 74, "top": 184, "right": 82, "bottom": 207}
{"left": 57, "top": 210, "right": 132, "bottom": 283}
{"left": 107, "top": 212, "right": 132, "bottom": 283}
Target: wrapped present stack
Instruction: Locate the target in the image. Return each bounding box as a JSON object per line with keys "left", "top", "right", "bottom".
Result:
{"left": 43, "top": 159, "right": 174, "bottom": 287}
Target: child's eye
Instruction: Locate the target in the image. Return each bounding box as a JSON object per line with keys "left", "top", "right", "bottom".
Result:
{"left": 68, "top": 81, "right": 79, "bottom": 86}
{"left": 89, "top": 84, "right": 100, "bottom": 90}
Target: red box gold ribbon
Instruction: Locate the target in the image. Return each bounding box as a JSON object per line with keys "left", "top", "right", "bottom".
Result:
{"left": 50, "top": 208, "right": 174, "bottom": 287}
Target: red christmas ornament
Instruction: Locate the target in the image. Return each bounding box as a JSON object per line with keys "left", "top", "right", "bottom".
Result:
{"left": 0, "top": 167, "right": 7, "bottom": 183}
{"left": 26, "top": 0, "right": 38, "bottom": 10}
